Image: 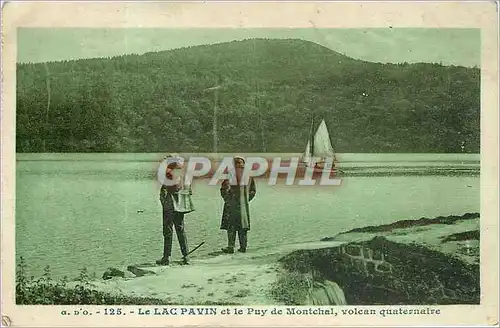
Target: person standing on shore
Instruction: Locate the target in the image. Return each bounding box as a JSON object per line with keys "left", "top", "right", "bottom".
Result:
{"left": 220, "top": 156, "right": 257, "bottom": 254}
{"left": 156, "top": 154, "right": 192, "bottom": 266}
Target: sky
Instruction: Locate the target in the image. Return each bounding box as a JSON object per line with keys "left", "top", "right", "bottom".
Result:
{"left": 17, "top": 28, "right": 480, "bottom": 67}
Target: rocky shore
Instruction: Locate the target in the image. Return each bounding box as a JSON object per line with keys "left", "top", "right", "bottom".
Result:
{"left": 89, "top": 212, "right": 479, "bottom": 305}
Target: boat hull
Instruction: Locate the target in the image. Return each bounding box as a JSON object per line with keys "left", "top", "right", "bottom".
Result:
{"left": 193, "top": 159, "right": 340, "bottom": 182}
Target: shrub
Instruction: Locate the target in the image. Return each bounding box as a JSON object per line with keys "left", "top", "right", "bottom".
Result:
{"left": 268, "top": 270, "right": 312, "bottom": 305}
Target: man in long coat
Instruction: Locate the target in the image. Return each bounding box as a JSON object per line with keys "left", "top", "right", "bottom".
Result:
{"left": 220, "top": 156, "right": 257, "bottom": 253}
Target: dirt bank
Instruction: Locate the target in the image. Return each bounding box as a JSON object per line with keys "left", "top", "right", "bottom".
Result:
{"left": 90, "top": 213, "right": 479, "bottom": 305}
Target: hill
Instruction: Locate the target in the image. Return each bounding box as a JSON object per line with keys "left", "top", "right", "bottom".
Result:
{"left": 16, "top": 38, "right": 480, "bottom": 153}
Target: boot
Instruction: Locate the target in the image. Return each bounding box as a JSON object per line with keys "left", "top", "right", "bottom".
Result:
{"left": 156, "top": 236, "right": 171, "bottom": 266}
{"left": 238, "top": 229, "right": 248, "bottom": 253}
{"left": 156, "top": 257, "right": 169, "bottom": 266}
{"left": 222, "top": 230, "right": 236, "bottom": 254}
{"left": 221, "top": 247, "right": 234, "bottom": 254}
{"left": 182, "top": 256, "right": 190, "bottom": 265}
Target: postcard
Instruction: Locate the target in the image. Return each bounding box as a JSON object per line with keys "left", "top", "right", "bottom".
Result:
{"left": 1, "top": 1, "right": 498, "bottom": 327}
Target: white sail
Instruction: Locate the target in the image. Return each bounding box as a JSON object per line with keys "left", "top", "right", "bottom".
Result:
{"left": 303, "top": 140, "right": 312, "bottom": 164}
{"left": 313, "top": 119, "right": 335, "bottom": 158}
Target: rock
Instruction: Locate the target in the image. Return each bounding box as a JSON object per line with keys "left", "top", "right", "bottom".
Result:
{"left": 127, "top": 265, "right": 156, "bottom": 277}
{"left": 441, "top": 230, "right": 480, "bottom": 243}
{"left": 306, "top": 280, "right": 347, "bottom": 305}
{"left": 124, "top": 270, "right": 136, "bottom": 279}
{"left": 278, "top": 236, "right": 480, "bottom": 305}
{"left": 102, "top": 267, "right": 125, "bottom": 280}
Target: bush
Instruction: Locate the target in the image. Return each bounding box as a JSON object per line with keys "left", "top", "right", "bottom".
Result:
{"left": 268, "top": 270, "right": 313, "bottom": 305}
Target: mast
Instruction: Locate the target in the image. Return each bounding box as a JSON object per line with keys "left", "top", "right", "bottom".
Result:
{"left": 310, "top": 116, "right": 315, "bottom": 157}
{"left": 213, "top": 54, "right": 221, "bottom": 155}
{"left": 213, "top": 87, "right": 218, "bottom": 154}
{"left": 253, "top": 39, "right": 267, "bottom": 152}
{"left": 43, "top": 62, "right": 51, "bottom": 152}
{"left": 204, "top": 85, "right": 222, "bottom": 154}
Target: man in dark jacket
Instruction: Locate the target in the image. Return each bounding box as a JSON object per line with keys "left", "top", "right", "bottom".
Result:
{"left": 220, "top": 156, "right": 257, "bottom": 254}
{"left": 156, "top": 154, "right": 190, "bottom": 266}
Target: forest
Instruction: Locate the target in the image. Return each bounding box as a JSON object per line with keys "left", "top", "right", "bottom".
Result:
{"left": 16, "top": 38, "right": 480, "bottom": 153}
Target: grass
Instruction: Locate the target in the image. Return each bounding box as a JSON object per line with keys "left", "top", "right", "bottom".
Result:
{"left": 234, "top": 289, "right": 251, "bottom": 298}
{"left": 15, "top": 257, "right": 239, "bottom": 305}
{"left": 321, "top": 212, "right": 480, "bottom": 240}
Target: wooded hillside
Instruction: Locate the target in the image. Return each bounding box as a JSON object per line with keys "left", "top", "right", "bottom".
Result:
{"left": 16, "top": 38, "right": 480, "bottom": 153}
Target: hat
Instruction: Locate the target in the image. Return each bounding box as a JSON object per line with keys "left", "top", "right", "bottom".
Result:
{"left": 164, "top": 153, "right": 184, "bottom": 165}
{"left": 233, "top": 156, "right": 245, "bottom": 164}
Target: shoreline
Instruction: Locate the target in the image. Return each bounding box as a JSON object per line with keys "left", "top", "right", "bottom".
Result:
{"left": 16, "top": 212, "right": 479, "bottom": 305}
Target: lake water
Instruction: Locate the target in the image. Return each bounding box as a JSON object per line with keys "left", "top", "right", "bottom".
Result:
{"left": 15, "top": 153, "right": 480, "bottom": 278}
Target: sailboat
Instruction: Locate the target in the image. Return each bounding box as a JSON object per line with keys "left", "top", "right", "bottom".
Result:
{"left": 167, "top": 116, "right": 339, "bottom": 182}
{"left": 300, "top": 119, "right": 339, "bottom": 174}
